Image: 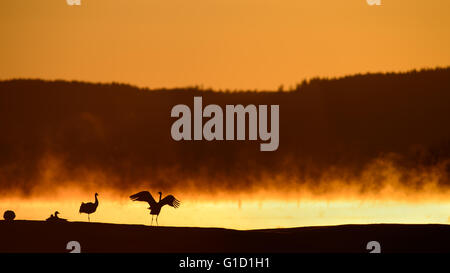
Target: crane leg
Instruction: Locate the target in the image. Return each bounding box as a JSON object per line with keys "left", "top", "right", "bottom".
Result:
{"left": 156, "top": 215, "right": 159, "bottom": 226}
{"left": 151, "top": 215, "right": 153, "bottom": 226}
{"left": 88, "top": 214, "right": 90, "bottom": 222}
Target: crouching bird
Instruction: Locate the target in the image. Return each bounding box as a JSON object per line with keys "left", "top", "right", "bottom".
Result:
{"left": 79, "top": 193, "right": 99, "bottom": 222}
{"left": 130, "top": 191, "right": 180, "bottom": 226}
{"left": 46, "top": 211, "right": 68, "bottom": 222}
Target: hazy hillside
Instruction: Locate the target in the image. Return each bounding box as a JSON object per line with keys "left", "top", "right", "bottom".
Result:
{"left": 0, "top": 68, "right": 450, "bottom": 196}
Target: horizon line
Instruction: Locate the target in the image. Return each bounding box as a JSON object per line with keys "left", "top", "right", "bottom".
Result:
{"left": 1, "top": 66, "right": 449, "bottom": 93}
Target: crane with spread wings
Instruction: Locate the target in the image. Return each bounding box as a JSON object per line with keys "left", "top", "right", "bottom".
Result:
{"left": 130, "top": 191, "right": 180, "bottom": 226}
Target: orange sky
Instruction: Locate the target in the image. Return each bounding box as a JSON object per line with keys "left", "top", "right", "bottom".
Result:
{"left": 1, "top": 0, "right": 450, "bottom": 90}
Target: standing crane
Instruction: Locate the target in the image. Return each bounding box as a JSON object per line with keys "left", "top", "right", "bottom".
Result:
{"left": 79, "top": 193, "right": 99, "bottom": 222}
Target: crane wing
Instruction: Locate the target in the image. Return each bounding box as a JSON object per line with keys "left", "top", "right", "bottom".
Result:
{"left": 130, "top": 191, "right": 157, "bottom": 208}
{"left": 160, "top": 195, "right": 180, "bottom": 208}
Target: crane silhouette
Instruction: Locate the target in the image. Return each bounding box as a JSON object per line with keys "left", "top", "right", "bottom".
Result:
{"left": 46, "top": 211, "right": 67, "bottom": 222}
{"left": 130, "top": 191, "right": 180, "bottom": 226}
{"left": 79, "top": 193, "right": 99, "bottom": 222}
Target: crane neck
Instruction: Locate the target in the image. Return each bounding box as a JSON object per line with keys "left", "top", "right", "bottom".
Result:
{"left": 159, "top": 193, "right": 162, "bottom": 202}
{"left": 94, "top": 194, "right": 98, "bottom": 205}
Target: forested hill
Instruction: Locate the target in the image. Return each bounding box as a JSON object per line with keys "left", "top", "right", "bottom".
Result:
{"left": 0, "top": 68, "right": 449, "bottom": 195}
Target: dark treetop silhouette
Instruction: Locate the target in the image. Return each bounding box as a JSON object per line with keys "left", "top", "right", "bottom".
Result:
{"left": 3, "top": 210, "right": 15, "bottom": 222}
{"left": 79, "top": 193, "right": 99, "bottom": 222}
{"left": 130, "top": 191, "right": 180, "bottom": 226}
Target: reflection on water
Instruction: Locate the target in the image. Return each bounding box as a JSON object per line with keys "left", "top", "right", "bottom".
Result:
{"left": 1, "top": 197, "right": 449, "bottom": 229}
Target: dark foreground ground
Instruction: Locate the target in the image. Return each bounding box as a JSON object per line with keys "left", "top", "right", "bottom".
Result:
{"left": 0, "top": 221, "right": 449, "bottom": 253}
